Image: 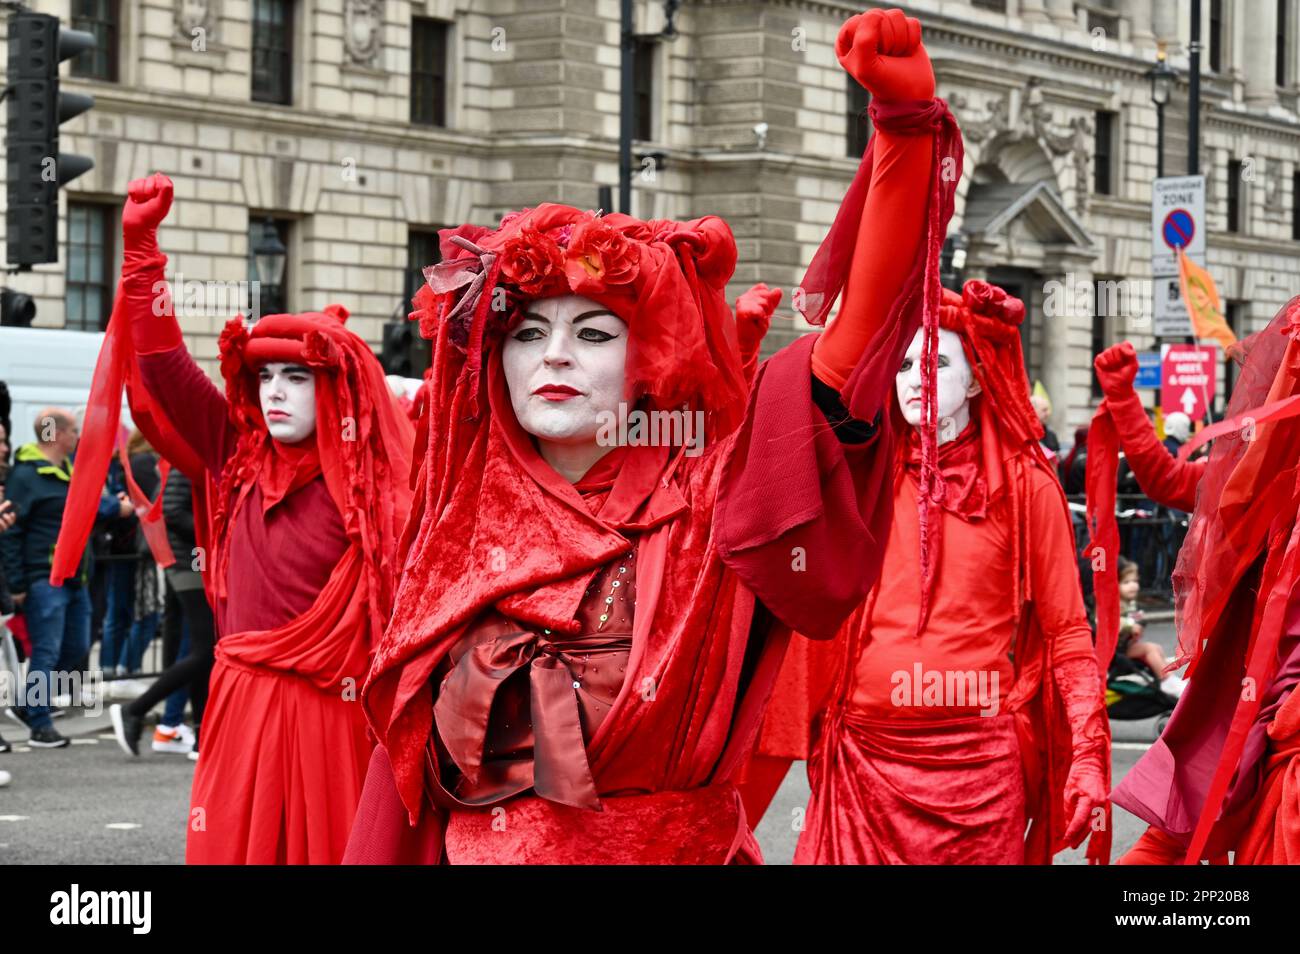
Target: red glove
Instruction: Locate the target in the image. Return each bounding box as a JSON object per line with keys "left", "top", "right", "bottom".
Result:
{"left": 1094, "top": 342, "right": 1139, "bottom": 402}
{"left": 836, "top": 8, "right": 934, "bottom": 103}
{"left": 1053, "top": 655, "right": 1109, "bottom": 851}
{"left": 123, "top": 172, "right": 173, "bottom": 268}
{"left": 121, "top": 172, "right": 181, "bottom": 353}
{"left": 735, "top": 284, "right": 781, "bottom": 386}
{"left": 735, "top": 284, "right": 781, "bottom": 347}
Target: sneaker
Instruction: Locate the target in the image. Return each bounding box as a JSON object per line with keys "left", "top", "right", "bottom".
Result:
{"left": 4, "top": 706, "right": 30, "bottom": 729}
{"left": 28, "top": 725, "right": 70, "bottom": 749}
{"left": 0, "top": 731, "right": 10, "bottom": 754}
{"left": 187, "top": 749, "right": 199, "bottom": 762}
{"left": 151, "top": 724, "right": 194, "bottom": 754}
{"left": 109, "top": 704, "right": 143, "bottom": 757}
{"left": 0, "top": 769, "right": 10, "bottom": 787}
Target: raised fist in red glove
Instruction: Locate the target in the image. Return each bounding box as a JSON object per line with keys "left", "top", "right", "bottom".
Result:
{"left": 837, "top": 8, "right": 934, "bottom": 103}
{"left": 123, "top": 172, "right": 174, "bottom": 247}
{"left": 1094, "top": 341, "right": 1139, "bottom": 401}
{"left": 735, "top": 283, "right": 782, "bottom": 329}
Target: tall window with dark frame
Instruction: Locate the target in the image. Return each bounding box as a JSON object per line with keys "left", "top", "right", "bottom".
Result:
{"left": 1090, "top": 276, "right": 1118, "bottom": 401}
{"left": 1280, "top": 0, "right": 1291, "bottom": 88}
{"left": 1209, "top": 0, "right": 1224, "bottom": 73}
{"left": 1225, "top": 301, "right": 1243, "bottom": 400}
{"left": 1227, "top": 158, "right": 1243, "bottom": 233}
{"left": 405, "top": 229, "right": 442, "bottom": 307}
{"left": 252, "top": 0, "right": 294, "bottom": 105}
{"left": 1093, "top": 111, "right": 1116, "bottom": 195}
{"left": 70, "top": 0, "right": 120, "bottom": 82}
{"left": 1293, "top": 170, "right": 1300, "bottom": 240}
{"left": 411, "top": 18, "right": 450, "bottom": 127}
{"left": 65, "top": 202, "right": 115, "bottom": 332}
{"left": 846, "top": 78, "right": 871, "bottom": 158}
{"left": 633, "top": 38, "right": 657, "bottom": 141}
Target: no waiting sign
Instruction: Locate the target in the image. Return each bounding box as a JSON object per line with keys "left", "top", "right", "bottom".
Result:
{"left": 1160, "top": 344, "right": 1217, "bottom": 421}
{"left": 1151, "top": 175, "right": 1205, "bottom": 276}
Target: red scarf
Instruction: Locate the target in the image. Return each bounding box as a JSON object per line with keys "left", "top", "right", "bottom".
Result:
{"left": 903, "top": 421, "right": 987, "bottom": 522}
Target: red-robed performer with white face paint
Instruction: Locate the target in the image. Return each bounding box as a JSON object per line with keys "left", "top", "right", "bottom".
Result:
{"left": 53, "top": 174, "right": 414, "bottom": 864}
{"left": 343, "top": 7, "right": 962, "bottom": 864}
{"left": 738, "top": 281, "right": 1111, "bottom": 863}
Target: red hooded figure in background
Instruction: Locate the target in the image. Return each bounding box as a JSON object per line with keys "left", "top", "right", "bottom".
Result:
{"left": 54, "top": 174, "right": 415, "bottom": 864}
{"left": 344, "top": 7, "right": 965, "bottom": 864}
{"left": 742, "top": 281, "right": 1111, "bottom": 865}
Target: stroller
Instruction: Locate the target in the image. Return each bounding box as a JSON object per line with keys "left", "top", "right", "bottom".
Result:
{"left": 1106, "top": 653, "right": 1178, "bottom": 738}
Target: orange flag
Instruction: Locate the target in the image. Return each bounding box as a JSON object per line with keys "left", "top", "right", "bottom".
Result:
{"left": 1178, "top": 248, "right": 1237, "bottom": 352}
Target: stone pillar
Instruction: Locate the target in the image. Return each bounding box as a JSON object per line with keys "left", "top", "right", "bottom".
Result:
{"left": 1151, "top": 0, "right": 1178, "bottom": 42}
{"left": 1019, "top": 0, "right": 1051, "bottom": 23}
{"left": 1243, "top": 0, "right": 1279, "bottom": 107}
{"left": 1045, "top": 0, "right": 1076, "bottom": 27}
{"left": 1129, "top": 0, "right": 1156, "bottom": 43}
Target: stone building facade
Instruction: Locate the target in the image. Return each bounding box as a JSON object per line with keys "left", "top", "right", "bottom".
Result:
{"left": 2, "top": 0, "right": 1299, "bottom": 433}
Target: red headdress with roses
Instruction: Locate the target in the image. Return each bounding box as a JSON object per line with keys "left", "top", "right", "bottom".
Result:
{"left": 412, "top": 203, "right": 748, "bottom": 442}
{"left": 209, "top": 306, "right": 414, "bottom": 633}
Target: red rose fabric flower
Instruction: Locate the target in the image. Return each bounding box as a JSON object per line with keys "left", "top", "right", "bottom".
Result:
{"left": 564, "top": 219, "right": 640, "bottom": 294}
{"left": 500, "top": 227, "right": 565, "bottom": 297}
{"left": 302, "top": 329, "right": 338, "bottom": 367}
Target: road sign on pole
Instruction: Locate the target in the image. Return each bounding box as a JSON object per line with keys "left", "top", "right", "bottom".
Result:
{"left": 1160, "top": 344, "right": 1216, "bottom": 420}
{"left": 1134, "top": 351, "right": 1162, "bottom": 389}
{"left": 1153, "top": 275, "right": 1192, "bottom": 337}
{"left": 1151, "top": 175, "right": 1205, "bottom": 277}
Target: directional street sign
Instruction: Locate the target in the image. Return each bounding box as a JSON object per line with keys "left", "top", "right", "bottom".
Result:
{"left": 1160, "top": 344, "right": 1216, "bottom": 421}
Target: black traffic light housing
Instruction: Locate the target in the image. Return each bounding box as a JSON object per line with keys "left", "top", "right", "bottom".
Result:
{"left": 5, "top": 10, "right": 96, "bottom": 268}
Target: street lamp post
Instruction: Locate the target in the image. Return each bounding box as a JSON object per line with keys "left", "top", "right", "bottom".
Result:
{"left": 252, "top": 218, "right": 287, "bottom": 318}
{"left": 1147, "top": 46, "right": 1175, "bottom": 179}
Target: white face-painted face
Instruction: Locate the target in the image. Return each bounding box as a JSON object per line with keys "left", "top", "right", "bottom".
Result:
{"left": 258, "top": 361, "right": 317, "bottom": 444}
{"left": 501, "top": 293, "right": 628, "bottom": 448}
{"left": 895, "top": 327, "right": 981, "bottom": 444}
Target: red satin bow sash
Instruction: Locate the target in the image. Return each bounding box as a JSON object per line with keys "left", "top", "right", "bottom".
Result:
{"left": 434, "top": 625, "right": 632, "bottom": 811}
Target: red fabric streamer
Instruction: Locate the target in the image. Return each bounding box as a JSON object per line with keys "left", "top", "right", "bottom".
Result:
{"left": 51, "top": 278, "right": 211, "bottom": 587}
{"left": 796, "top": 96, "right": 962, "bottom": 630}
{"left": 117, "top": 441, "right": 175, "bottom": 568}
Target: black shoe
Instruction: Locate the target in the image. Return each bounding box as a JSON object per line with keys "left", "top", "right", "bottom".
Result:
{"left": 110, "top": 704, "right": 142, "bottom": 757}
{"left": 0, "top": 731, "right": 10, "bottom": 754}
{"left": 28, "top": 725, "right": 70, "bottom": 749}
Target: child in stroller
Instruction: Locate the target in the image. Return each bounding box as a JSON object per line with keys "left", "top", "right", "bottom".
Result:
{"left": 1105, "top": 558, "right": 1183, "bottom": 736}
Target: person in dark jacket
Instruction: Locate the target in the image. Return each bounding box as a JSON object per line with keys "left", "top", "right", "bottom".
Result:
{"left": 0, "top": 408, "right": 132, "bottom": 747}
{"left": 111, "top": 467, "right": 214, "bottom": 759}
{"left": 101, "top": 433, "right": 161, "bottom": 676}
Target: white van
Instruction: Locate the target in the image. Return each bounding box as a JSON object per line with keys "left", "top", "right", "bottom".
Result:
{"left": 0, "top": 327, "right": 126, "bottom": 448}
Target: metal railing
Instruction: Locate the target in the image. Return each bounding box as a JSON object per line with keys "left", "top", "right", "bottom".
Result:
{"left": 1066, "top": 492, "right": 1188, "bottom": 608}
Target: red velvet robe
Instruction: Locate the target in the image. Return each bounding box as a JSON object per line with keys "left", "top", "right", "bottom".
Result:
{"left": 345, "top": 333, "right": 896, "bottom": 864}
{"left": 745, "top": 401, "right": 1098, "bottom": 864}
{"left": 136, "top": 346, "right": 379, "bottom": 864}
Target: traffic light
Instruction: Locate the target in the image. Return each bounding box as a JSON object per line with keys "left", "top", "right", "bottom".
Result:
{"left": 1, "top": 288, "right": 37, "bottom": 327}
{"left": 380, "top": 319, "right": 431, "bottom": 377}
{"left": 5, "top": 11, "right": 96, "bottom": 268}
